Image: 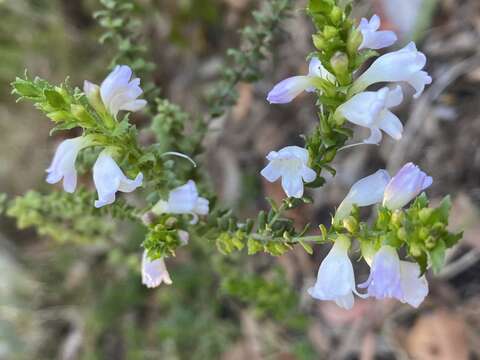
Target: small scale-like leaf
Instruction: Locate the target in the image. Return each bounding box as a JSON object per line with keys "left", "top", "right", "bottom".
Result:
{"left": 429, "top": 240, "right": 446, "bottom": 274}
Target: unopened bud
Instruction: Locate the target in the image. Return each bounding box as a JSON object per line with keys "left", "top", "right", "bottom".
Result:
{"left": 330, "top": 52, "right": 349, "bottom": 78}
{"left": 419, "top": 227, "right": 429, "bottom": 240}
{"left": 343, "top": 216, "right": 358, "bottom": 234}
{"left": 410, "top": 244, "right": 422, "bottom": 257}
{"left": 83, "top": 80, "right": 106, "bottom": 114}
{"left": 347, "top": 29, "right": 363, "bottom": 56}
{"left": 418, "top": 208, "right": 433, "bottom": 223}
{"left": 391, "top": 210, "right": 405, "bottom": 227}
{"left": 165, "top": 216, "right": 178, "bottom": 228}
{"left": 330, "top": 6, "right": 343, "bottom": 24}
{"left": 323, "top": 26, "right": 338, "bottom": 39}
{"left": 425, "top": 236, "right": 436, "bottom": 249}
{"left": 141, "top": 211, "right": 157, "bottom": 226}
{"left": 397, "top": 228, "right": 407, "bottom": 240}
{"left": 71, "top": 104, "right": 95, "bottom": 128}
{"left": 312, "top": 34, "right": 326, "bottom": 50}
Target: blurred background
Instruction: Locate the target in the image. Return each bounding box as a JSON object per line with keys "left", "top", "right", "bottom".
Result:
{"left": 1, "top": 0, "right": 480, "bottom": 359}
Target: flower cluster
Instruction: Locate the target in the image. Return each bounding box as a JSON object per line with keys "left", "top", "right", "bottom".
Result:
{"left": 310, "top": 163, "right": 432, "bottom": 309}
{"left": 264, "top": 10, "right": 438, "bottom": 310}
{"left": 9, "top": 0, "right": 461, "bottom": 312}
{"left": 42, "top": 66, "right": 210, "bottom": 288}
{"left": 46, "top": 66, "right": 146, "bottom": 207}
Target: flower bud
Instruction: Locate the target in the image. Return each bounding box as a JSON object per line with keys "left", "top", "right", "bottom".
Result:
{"left": 397, "top": 227, "right": 407, "bottom": 240}
{"left": 83, "top": 80, "right": 105, "bottom": 114}
{"left": 312, "top": 34, "right": 326, "bottom": 50}
{"left": 347, "top": 29, "right": 363, "bottom": 55}
{"left": 323, "top": 26, "right": 338, "bottom": 39}
{"left": 343, "top": 216, "right": 358, "bottom": 234}
{"left": 391, "top": 210, "right": 405, "bottom": 227}
{"left": 330, "top": 6, "right": 343, "bottom": 24}
{"left": 418, "top": 208, "right": 433, "bottom": 223}
{"left": 330, "top": 52, "right": 350, "bottom": 84}
{"left": 71, "top": 104, "right": 95, "bottom": 128}
{"left": 418, "top": 227, "right": 429, "bottom": 240}
{"left": 383, "top": 163, "right": 432, "bottom": 210}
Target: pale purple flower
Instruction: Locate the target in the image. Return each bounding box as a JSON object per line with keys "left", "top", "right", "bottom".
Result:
{"left": 399, "top": 260, "right": 429, "bottom": 307}
{"left": 383, "top": 162, "right": 432, "bottom": 210}
{"left": 141, "top": 251, "right": 172, "bottom": 288}
{"left": 352, "top": 42, "right": 432, "bottom": 98}
{"left": 260, "top": 146, "right": 316, "bottom": 198}
{"left": 335, "top": 169, "right": 391, "bottom": 221}
{"left": 358, "top": 14, "right": 397, "bottom": 50}
{"left": 85, "top": 65, "right": 147, "bottom": 117}
{"left": 46, "top": 136, "right": 90, "bottom": 193}
{"left": 266, "top": 57, "right": 334, "bottom": 104}
{"left": 308, "top": 236, "right": 362, "bottom": 310}
{"left": 360, "top": 247, "right": 429, "bottom": 307}
{"left": 152, "top": 180, "right": 209, "bottom": 224}
{"left": 93, "top": 151, "right": 143, "bottom": 208}
{"left": 359, "top": 245, "right": 403, "bottom": 299}
{"left": 336, "top": 86, "right": 404, "bottom": 144}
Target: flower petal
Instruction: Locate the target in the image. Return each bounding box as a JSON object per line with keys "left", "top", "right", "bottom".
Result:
{"left": 301, "top": 166, "right": 317, "bottom": 183}
{"left": 353, "top": 42, "right": 430, "bottom": 96}
{"left": 141, "top": 251, "right": 172, "bottom": 288}
{"left": 266, "top": 76, "right": 313, "bottom": 104}
{"left": 358, "top": 15, "right": 397, "bottom": 50}
{"left": 93, "top": 151, "right": 141, "bottom": 208}
{"left": 363, "top": 127, "right": 383, "bottom": 145}
{"left": 45, "top": 137, "right": 87, "bottom": 193}
{"left": 399, "top": 261, "right": 429, "bottom": 307}
{"left": 383, "top": 162, "right": 432, "bottom": 210}
{"left": 281, "top": 174, "right": 304, "bottom": 198}
{"left": 335, "top": 169, "right": 390, "bottom": 221}
{"left": 260, "top": 162, "right": 282, "bottom": 182}
{"left": 378, "top": 111, "right": 403, "bottom": 140}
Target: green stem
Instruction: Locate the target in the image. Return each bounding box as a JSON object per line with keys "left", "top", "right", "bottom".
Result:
{"left": 250, "top": 234, "right": 328, "bottom": 244}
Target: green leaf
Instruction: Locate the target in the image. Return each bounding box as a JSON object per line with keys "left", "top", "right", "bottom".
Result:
{"left": 415, "top": 251, "right": 428, "bottom": 275}
{"left": 429, "top": 239, "right": 446, "bottom": 274}
{"left": 44, "top": 89, "right": 67, "bottom": 109}
{"left": 12, "top": 78, "right": 41, "bottom": 98}
{"left": 298, "top": 240, "right": 313, "bottom": 255}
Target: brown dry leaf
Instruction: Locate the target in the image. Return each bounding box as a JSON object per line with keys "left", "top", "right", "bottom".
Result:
{"left": 360, "top": 332, "right": 376, "bottom": 360}
{"left": 406, "top": 308, "right": 469, "bottom": 360}
{"left": 232, "top": 82, "right": 253, "bottom": 121}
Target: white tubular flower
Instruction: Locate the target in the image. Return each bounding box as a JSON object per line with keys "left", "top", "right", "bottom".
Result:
{"left": 260, "top": 146, "right": 316, "bottom": 198}
{"left": 399, "top": 261, "right": 429, "bottom": 307}
{"left": 141, "top": 251, "right": 172, "bottom": 288}
{"left": 359, "top": 245, "right": 403, "bottom": 299}
{"left": 383, "top": 162, "right": 432, "bottom": 210}
{"left": 46, "top": 136, "right": 90, "bottom": 193}
{"left": 266, "top": 57, "right": 334, "bottom": 104}
{"left": 352, "top": 42, "right": 432, "bottom": 98}
{"left": 308, "top": 236, "right": 361, "bottom": 310}
{"left": 335, "top": 169, "right": 391, "bottom": 221}
{"left": 336, "top": 86, "right": 404, "bottom": 144}
{"left": 93, "top": 151, "right": 143, "bottom": 208}
{"left": 153, "top": 180, "right": 209, "bottom": 224}
{"left": 358, "top": 14, "right": 397, "bottom": 50}
{"left": 85, "top": 65, "right": 147, "bottom": 117}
